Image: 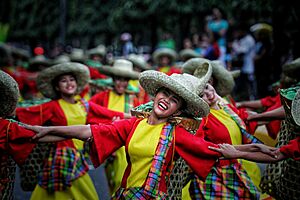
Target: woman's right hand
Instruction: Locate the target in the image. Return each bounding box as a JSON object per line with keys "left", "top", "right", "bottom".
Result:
{"left": 24, "top": 124, "right": 52, "bottom": 140}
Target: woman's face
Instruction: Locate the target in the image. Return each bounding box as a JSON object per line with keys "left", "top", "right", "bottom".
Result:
{"left": 56, "top": 74, "right": 77, "bottom": 96}
{"left": 201, "top": 83, "right": 218, "bottom": 106}
{"left": 114, "top": 76, "right": 129, "bottom": 95}
{"left": 153, "top": 88, "right": 183, "bottom": 119}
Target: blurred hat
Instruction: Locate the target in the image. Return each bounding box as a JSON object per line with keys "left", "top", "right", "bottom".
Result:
{"left": 230, "top": 69, "right": 241, "bottom": 79}
{"left": 37, "top": 62, "right": 90, "bottom": 99}
{"left": 51, "top": 54, "right": 71, "bottom": 65}
{"left": 97, "top": 59, "right": 139, "bottom": 80}
{"left": 250, "top": 23, "right": 273, "bottom": 34}
{"left": 127, "top": 54, "right": 151, "bottom": 71}
{"left": 139, "top": 70, "right": 209, "bottom": 118}
{"left": 210, "top": 60, "right": 235, "bottom": 96}
{"left": 69, "top": 48, "right": 87, "bottom": 63}
{"left": 152, "top": 48, "right": 177, "bottom": 64}
{"left": 0, "top": 70, "right": 20, "bottom": 117}
{"left": 282, "top": 58, "right": 300, "bottom": 80}
{"left": 87, "top": 45, "right": 106, "bottom": 57}
{"left": 179, "top": 49, "right": 199, "bottom": 61}
{"left": 120, "top": 33, "right": 132, "bottom": 41}
{"left": 29, "top": 55, "right": 50, "bottom": 67}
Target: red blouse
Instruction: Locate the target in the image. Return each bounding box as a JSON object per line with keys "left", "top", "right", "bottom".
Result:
{"left": 260, "top": 94, "right": 282, "bottom": 139}
{"left": 89, "top": 117, "right": 221, "bottom": 193}
{"left": 0, "top": 119, "right": 36, "bottom": 166}
{"left": 16, "top": 100, "right": 124, "bottom": 148}
{"left": 280, "top": 137, "right": 300, "bottom": 160}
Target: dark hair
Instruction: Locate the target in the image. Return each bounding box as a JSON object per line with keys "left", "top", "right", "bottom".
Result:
{"left": 155, "top": 87, "right": 187, "bottom": 113}
{"left": 52, "top": 73, "right": 77, "bottom": 98}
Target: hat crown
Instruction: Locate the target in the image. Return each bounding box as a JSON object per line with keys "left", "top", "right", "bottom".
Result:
{"left": 169, "top": 73, "right": 197, "bottom": 93}
{"left": 113, "top": 59, "right": 134, "bottom": 71}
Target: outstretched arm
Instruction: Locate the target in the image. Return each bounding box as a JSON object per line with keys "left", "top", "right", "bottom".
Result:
{"left": 26, "top": 124, "right": 92, "bottom": 141}
{"left": 234, "top": 143, "right": 277, "bottom": 156}
{"left": 247, "top": 106, "right": 285, "bottom": 121}
{"left": 209, "top": 144, "right": 286, "bottom": 163}
{"left": 236, "top": 100, "right": 263, "bottom": 109}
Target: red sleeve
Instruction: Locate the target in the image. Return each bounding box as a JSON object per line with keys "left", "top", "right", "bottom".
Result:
{"left": 16, "top": 101, "right": 55, "bottom": 125}
{"left": 88, "top": 66, "right": 107, "bottom": 79}
{"left": 89, "top": 90, "right": 109, "bottom": 106}
{"left": 1, "top": 120, "right": 36, "bottom": 165}
{"left": 89, "top": 118, "right": 137, "bottom": 167}
{"left": 86, "top": 102, "right": 124, "bottom": 124}
{"left": 280, "top": 137, "right": 300, "bottom": 160}
{"left": 233, "top": 105, "right": 258, "bottom": 134}
{"left": 175, "top": 126, "right": 221, "bottom": 180}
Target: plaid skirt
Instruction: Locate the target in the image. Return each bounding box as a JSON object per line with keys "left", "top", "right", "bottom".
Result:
{"left": 189, "top": 162, "right": 260, "bottom": 200}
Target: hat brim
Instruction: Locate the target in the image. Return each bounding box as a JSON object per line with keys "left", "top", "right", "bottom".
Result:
{"left": 37, "top": 62, "right": 90, "bottom": 99}
{"left": 139, "top": 70, "right": 209, "bottom": 117}
{"left": 0, "top": 71, "right": 20, "bottom": 117}
{"left": 97, "top": 65, "right": 140, "bottom": 80}
{"left": 292, "top": 89, "right": 300, "bottom": 126}
{"left": 127, "top": 58, "right": 151, "bottom": 71}
{"left": 153, "top": 49, "right": 177, "bottom": 64}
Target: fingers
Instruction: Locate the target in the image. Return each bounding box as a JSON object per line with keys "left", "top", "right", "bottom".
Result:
{"left": 208, "top": 146, "right": 222, "bottom": 152}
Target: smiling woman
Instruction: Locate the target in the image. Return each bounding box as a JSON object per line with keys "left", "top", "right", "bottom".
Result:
{"left": 25, "top": 69, "right": 239, "bottom": 199}
{"left": 16, "top": 62, "right": 126, "bottom": 200}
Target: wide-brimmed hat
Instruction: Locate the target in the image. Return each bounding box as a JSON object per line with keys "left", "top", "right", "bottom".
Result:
{"left": 282, "top": 58, "right": 300, "bottom": 80}
{"left": 209, "top": 61, "right": 235, "bottom": 96}
{"left": 97, "top": 59, "right": 140, "bottom": 80}
{"left": 183, "top": 58, "right": 235, "bottom": 96}
{"left": 87, "top": 45, "right": 106, "bottom": 57}
{"left": 230, "top": 69, "right": 241, "bottom": 79}
{"left": 292, "top": 88, "right": 300, "bottom": 126}
{"left": 182, "top": 58, "right": 212, "bottom": 95}
{"left": 152, "top": 48, "right": 177, "bottom": 64}
{"left": 0, "top": 70, "right": 20, "bottom": 117}
{"left": 36, "top": 62, "right": 90, "bottom": 99}
{"left": 139, "top": 70, "right": 210, "bottom": 118}
{"left": 69, "top": 48, "right": 87, "bottom": 63}
{"left": 29, "top": 55, "right": 50, "bottom": 66}
{"left": 179, "top": 49, "right": 199, "bottom": 61}
{"left": 51, "top": 54, "right": 71, "bottom": 65}
{"left": 127, "top": 54, "right": 151, "bottom": 71}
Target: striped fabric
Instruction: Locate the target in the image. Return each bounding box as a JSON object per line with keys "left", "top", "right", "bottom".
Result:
{"left": 190, "top": 163, "right": 260, "bottom": 200}
{"left": 189, "top": 103, "right": 262, "bottom": 200}
{"left": 38, "top": 147, "right": 89, "bottom": 192}
{"left": 113, "top": 123, "right": 174, "bottom": 199}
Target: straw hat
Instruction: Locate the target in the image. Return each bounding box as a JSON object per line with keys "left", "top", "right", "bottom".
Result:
{"left": 179, "top": 49, "right": 199, "bottom": 61}
{"left": 292, "top": 88, "right": 300, "bottom": 126}
{"left": 152, "top": 48, "right": 177, "bottom": 64}
{"left": 230, "top": 69, "right": 241, "bottom": 79}
{"left": 139, "top": 70, "right": 210, "bottom": 118}
{"left": 127, "top": 54, "right": 151, "bottom": 71}
{"left": 36, "top": 62, "right": 90, "bottom": 99}
{"left": 282, "top": 58, "right": 300, "bottom": 80}
{"left": 87, "top": 45, "right": 106, "bottom": 57}
{"left": 96, "top": 59, "right": 140, "bottom": 80}
{"left": 51, "top": 54, "right": 71, "bottom": 65}
{"left": 209, "top": 61, "right": 235, "bottom": 96}
{"left": 69, "top": 48, "right": 87, "bottom": 63}
{"left": 182, "top": 58, "right": 212, "bottom": 95}
{"left": 0, "top": 70, "right": 20, "bottom": 117}
{"left": 28, "top": 55, "right": 50, "bottom": 66}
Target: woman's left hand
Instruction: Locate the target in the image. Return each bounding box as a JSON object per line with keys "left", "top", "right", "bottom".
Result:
{"left": 209, "top": 143, "right": 242, "bottom": 159}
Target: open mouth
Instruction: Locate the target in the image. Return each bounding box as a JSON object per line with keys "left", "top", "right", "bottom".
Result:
{"left": 158, "top": 101, "right": 168, "bottom": 111}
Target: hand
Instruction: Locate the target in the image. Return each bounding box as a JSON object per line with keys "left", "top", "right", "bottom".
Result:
{"left": 209, "top": 143, "right": 242, "bottom": 159}
{"left": 247, "top": 111, "right": 258, "bottom": 121}
{"left": 112, "top": 116, "right": 121, "bottom": 122}
{"left": 24, "top": 124, "right": 51, "bottom": 140}
{"left": 256, "top": 144, "right": 278, "bottom": 158}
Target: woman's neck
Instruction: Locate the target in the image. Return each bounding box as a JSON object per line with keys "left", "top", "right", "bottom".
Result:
{"left": 61, "top": 94, "right": 76, "bottom": 104}
{"left": 147, "top": 112, "right": 169, "bottom": 125}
